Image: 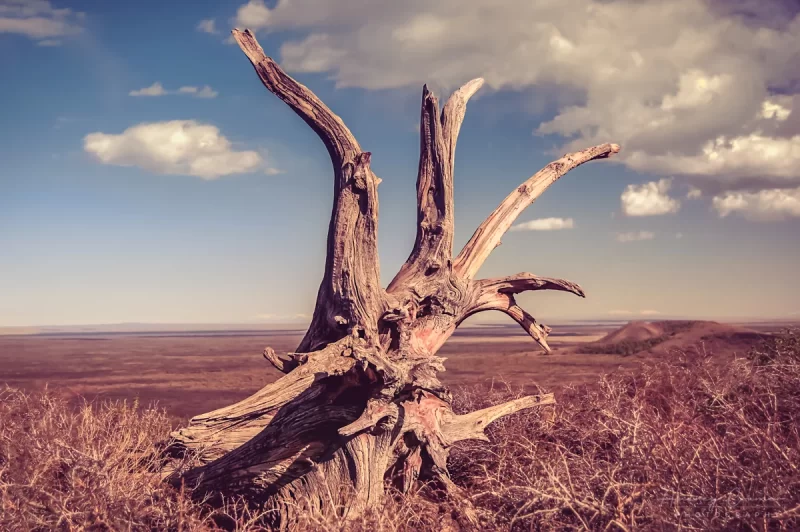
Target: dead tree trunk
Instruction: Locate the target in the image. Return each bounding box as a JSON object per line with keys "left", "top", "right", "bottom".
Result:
{"left": 169, "top": 28, "right": 620, "bottom": 525}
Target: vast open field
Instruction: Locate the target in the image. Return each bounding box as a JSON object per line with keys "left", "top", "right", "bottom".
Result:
{"left": 2, "top": 320, "right": 799, "bottom": 530}
{"left": 0, "top": 320, "right": 790, "bottom": 420}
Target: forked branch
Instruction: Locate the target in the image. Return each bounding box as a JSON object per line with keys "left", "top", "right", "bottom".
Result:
{"left": 389, "top": 79, "right": 484, "bottom": 289}
{"left": 504, "top": 302, "right": 554, "bottom": 353}
{"left": 458, "top": 274, "right": 584, "bottom": 353}
{"left": 454, "top": 143, "right": 621, "bottom": 278}
{"left": 478, "top": 272, "right": 585, "bottom": 299}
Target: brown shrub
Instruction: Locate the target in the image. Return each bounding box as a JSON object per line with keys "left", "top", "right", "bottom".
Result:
{"left": 2, "top": 331, "right": 799, "bottom": 531}
{"left": 577, "top": 336, "right": 667, "bottom": 355}
{"left": 449, "top": 330, "right": 800, "bottom": 530}
{"left": 0, "top": 388, "right": 270, "bottom": 531}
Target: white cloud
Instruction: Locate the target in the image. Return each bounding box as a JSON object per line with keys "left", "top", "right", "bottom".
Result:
{"left": 196, "top": 18, "right": 219, "bottom": 35}
{"left": 0, "top": 0, "right": 84, "bottom": 43}
{"left": 509, "top": 217, "right": 574, "bottom": 231}
{"left": 712, "top": 186, "right": 800, "bottom": 221}
{"left": 196, "top": 85, "right": 219, "bottom": 98}
{"left": 621, "top": 178, "right": 680, "bottom": 216}
{"left": 130, "top": 82, "right": 167, "bottom": 97}
{"left": 234, "top": 0, "right": 272, "bottom": 31}
{"left": 83, "top": 120, "right": 264, "bottom": 180}
{"left": 761, "top": 100, "right": 791, "bottom": 121}
{"left": 130, "top": 83, "right": 218, "bottom": 98}
{"left": 660, "top": 70, "right": 732, "bottom": 112}
{"left": 625, "top": 134, "right": 800, "bottom": 189}
{"left": 686, "top": 186, "right": 702, "bottom": 199}
{"left": 616, "top": 231, "right": 655, "bottom": 243}
{"left": 230, "top": 0, "right": 800, "bottom": 192}
{"left": 640, "top": 309, "right": 661, "bottom": 316}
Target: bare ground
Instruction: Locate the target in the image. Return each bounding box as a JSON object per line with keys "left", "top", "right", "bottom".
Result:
{"left": 0, "top": 321, "right": 789, "bottom": 420}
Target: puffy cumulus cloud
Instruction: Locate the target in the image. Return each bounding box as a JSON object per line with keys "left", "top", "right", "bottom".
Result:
{"left": 687, "top": 186, "right": 702, "bottom": 199}
{"left": 762, "top": 99, "right": 791, "bottom": 121}
{"left": 83, "top": 120, "right": 265, "bottom": 180}
{"left": 130, "top": 83, "right": 218, "bottom": 98}
{"left": 621, "top": 178, "right": 681, "bottom": 216}
{"left": 231, "top": 0, "right": 800, "bottom": 192}
{"left": 509, "top": 217, "right": 574, "bottom": 231}
{"left": 625, "top": 133, "right": 800, "bottom": 190}
{"left": 712, "top": 186, "right": 800, "bottom": 220}
{"left": 234, "top": 0, "right": 273, "bottom": 31}
{"left": 616, "top": 231, "right": 655, "bottom": 243}
{"left": 0, "top": 0, "right": 84, "bottom": 43}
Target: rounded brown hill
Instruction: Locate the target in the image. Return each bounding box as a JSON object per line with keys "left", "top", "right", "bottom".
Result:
{"left": 599, "top": 320, "right": 738, "bottom": 344}
{"left": 599, "top": 321, "right": 668, "bottom": 343}
{"left": 586, "top": 320, "right": 768, "bottom": 357}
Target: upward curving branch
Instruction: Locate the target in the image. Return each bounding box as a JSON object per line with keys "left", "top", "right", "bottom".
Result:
{"left": 440, "top": 78, "right": 485, "bottom": 176}
{"left": 454, "top": 143, "right": 621, "bottom": 279}
{"left": 232, "top": 29, "right": 361, "bottom": 168}
{"left": 232, "top": 29, "right": 385, "bottom": 351}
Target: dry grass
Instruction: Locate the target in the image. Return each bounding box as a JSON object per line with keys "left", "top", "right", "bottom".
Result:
{"left": 449, "top": 330, "right": 800, "bottom": 530}
{"left": 0, "top": 388, "right": 269, "bottom": 531}
{"left": 2, "top": 331, "right": 799, "bottom": 531}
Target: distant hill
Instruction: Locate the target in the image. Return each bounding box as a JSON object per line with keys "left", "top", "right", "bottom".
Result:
{"left": 580, "top": 320, "right": 771, "bottom": 357}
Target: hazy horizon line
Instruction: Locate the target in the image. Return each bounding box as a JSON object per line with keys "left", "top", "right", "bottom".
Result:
{"left": 2, "top": 315, "right": 798, "bottom": 333}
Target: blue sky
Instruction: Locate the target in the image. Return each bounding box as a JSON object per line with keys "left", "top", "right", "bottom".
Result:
{"left": 1, "top": 0, "right": 799, "bottom": 326}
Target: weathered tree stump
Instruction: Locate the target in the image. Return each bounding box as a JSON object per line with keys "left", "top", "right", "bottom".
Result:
{"left": 169, "top": 28, "right": 620, "bottom": 526}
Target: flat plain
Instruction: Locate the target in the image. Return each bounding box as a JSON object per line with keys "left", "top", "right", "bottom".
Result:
{"left": 0, "top": 321, "right": 792, "bottom": 420}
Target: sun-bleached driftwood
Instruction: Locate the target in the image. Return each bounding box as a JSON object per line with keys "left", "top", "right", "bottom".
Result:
{"left": 169, "top": 28, "right": 619, "bottom": 526}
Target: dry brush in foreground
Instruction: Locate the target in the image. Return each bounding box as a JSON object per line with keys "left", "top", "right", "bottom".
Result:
{"left": 1, "top": 331, "right": 799, "bottom": 530}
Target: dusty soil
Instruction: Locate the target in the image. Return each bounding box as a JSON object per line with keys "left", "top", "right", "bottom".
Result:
{"left": 0, "top": 321, "right": 792, "bottom": 420}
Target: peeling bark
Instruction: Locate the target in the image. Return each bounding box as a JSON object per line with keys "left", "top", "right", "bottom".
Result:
{"left": 168, "top": 28, "right": 619, "bottom": 527}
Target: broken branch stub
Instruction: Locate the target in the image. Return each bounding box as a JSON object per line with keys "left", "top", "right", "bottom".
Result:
{"left": 169, "top": 27, "right": 618, "bottom": 526}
